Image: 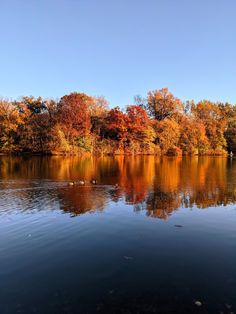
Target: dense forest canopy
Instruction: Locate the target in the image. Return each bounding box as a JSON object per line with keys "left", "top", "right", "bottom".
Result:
{"left": 0, "top": 88, "right": 236, "bottom": 155}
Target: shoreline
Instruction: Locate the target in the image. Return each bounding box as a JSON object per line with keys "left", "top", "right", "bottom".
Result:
{"left": 0, "top": 151, "right": 232, "bottom": 157}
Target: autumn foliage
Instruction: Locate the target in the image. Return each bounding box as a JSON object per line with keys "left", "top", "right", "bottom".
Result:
{"left": 0, "top": 88, "right": 235, "bottom": 155}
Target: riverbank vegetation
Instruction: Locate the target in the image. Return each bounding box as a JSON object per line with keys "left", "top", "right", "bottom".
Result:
{"left": 0, "top": 88, "right": 236, "bottom": 155}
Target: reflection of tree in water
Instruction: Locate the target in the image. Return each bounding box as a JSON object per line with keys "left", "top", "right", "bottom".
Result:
{"left": 57, "top": 186, "right": 109, "bottom": 216}
{"left": 146, "top": 190, "right": 181, "bottom": 219}
{"left": 2, "top": 156, "right": 236, "bottom": 218}
{"left": 134, "top": 189, "right": 181, "bottom": 219}
{"left": 129, "top": 157, "right": 236, "bottom": 218}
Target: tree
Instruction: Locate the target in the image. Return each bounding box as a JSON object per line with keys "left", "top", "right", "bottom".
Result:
{"left": 57, "top": 93, "right": 92, "bottom": 149}
{"left": 90, "top": 96, "right": 109, "bottom": 136}
{"left": 15, "top": 97, "right": 58, "bottom": 153}
{"left": 126, "top": 105, "right": 149, "bottom": 140}
{"left": 178, "top": 116, "right": 209, "bottom": 154}
{"left": 222, "top": 104, "right": 236, "bottom": 153}
{"left": 89, "top": 96, "right": 109, "bottom": 117}
{"left": 192, "top": 100, "right": 227, "bottom": 151}
{"left": 153, "top": 119, "right": 180, "bottom": 154}
{"left": 21, "top": 96, "right": 47, "bottom": 114}
{"left": 147, "top": 88, "right": 183, "bottom": 121}
{"left": 103, "top": 107, "right": 128, "bottom": 149}
{"left": 125, "top": 105, "right": 155, "bottom": 153}
{"left": 0, "top": 99, "right": 23, "bottom": 152}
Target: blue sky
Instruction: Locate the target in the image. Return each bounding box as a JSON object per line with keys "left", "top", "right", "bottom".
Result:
{"left": 0, "top": 0, "right": 235, "bottom": 107}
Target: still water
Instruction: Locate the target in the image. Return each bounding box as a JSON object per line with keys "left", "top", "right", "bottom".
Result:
{"left": 0, "top": 156, "right": 236, "bottom": 313}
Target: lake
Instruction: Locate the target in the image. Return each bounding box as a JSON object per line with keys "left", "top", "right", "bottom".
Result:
{"left": 0, "top": 156, "right": 236, "bottom": 313}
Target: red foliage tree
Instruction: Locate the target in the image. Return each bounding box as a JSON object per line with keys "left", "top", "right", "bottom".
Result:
{"left": 103, "top": 107, "right": 128, "bottom": 147}
{"left": 126, "top": 105, "right": 149, "bottom": 142}
{"left": 57, "top": 92, "right": 92, "bottom": 142}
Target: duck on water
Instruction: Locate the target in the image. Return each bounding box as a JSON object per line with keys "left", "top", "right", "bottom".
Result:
{"left": 68, "top": 180, "right": 119, "bottom": 189}
{"left": 68, "top": 180, "right": 85, "bottom": 186}
{"left": 68, "top": 179, "right": 97, "bottom": 186}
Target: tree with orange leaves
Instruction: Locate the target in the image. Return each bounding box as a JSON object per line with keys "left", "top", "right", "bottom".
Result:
{"left": 147, "top": 88, "right": 183, "bottom": 121}
{"left": 0, "top": 99, "right": 23, "bottom": 152}
{"left": 178, "top": 116, "right": 209, "bottom": 155}
{"left": 192, "top": 100, "right": 227, "bottom": 152}
{"left": 125, "top": 105, "right": 156, "bottom": 153}
{"left": 153, "top": 119, "right": 180, "bottom": 155}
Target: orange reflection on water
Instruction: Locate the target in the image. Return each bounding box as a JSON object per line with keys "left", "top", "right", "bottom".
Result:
{"left": 0, "top": 156, "right": 235, "bottom": 218}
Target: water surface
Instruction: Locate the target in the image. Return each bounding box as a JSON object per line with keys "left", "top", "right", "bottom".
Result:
{"left": 0, "top": 156, "right": 236, "bottom": 313}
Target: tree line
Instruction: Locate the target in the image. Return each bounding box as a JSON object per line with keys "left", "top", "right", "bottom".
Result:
{"left": 0, "top": 88, "right": 236, "bottom": 155}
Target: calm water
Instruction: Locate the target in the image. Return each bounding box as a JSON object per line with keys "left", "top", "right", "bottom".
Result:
{"left": 0, "top": 156, "right": 236, "bottom": 313}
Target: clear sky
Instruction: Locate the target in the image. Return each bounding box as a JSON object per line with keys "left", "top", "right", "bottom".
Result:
{"left": 0, "top": 0, "right": 235, "bottom": 107}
